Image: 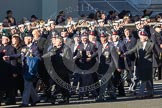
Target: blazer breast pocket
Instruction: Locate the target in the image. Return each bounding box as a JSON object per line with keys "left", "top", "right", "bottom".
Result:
{"left": 104, "top": 51, "right": 110, "bottom": 59}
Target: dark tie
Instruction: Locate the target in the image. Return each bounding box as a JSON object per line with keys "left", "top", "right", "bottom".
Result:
{"left": 141, "top": 42, "right": 145, "bottom": 50}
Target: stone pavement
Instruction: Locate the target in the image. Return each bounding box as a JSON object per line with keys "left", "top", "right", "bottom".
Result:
{"left": 2, "top": 80, "right": 162, "bottom": 108}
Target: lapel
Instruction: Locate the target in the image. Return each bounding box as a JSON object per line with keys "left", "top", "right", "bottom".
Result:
{"left": 84, "top": 42, "right": 90, "bottom": 50}
{"left": 102, "top": 43, "right": 109, "bottom": 53}
{"left": 71, "top": 43, "right": 75, "bottom": 51}
{"left": 123, "top": 38, "right": 127, "bottom": 44}
{"left": 73, "top": 43, "right": 79, "bottom": 54}
{"left": 124, "top": 37, "right": 130, "bottom": 45}
{"left": 138, "top": 41, "right": 151, "bottom": 55}
{"left": 47, "top": 45, "right": 53, "bottom": 52}
{"left": 117, "top": 41, "right": 120, "bottom": 48}
{"left": 138, "top": 41, "right": 143, "bottom": 49}
{"left": 144, "top": 41, "right": 150, "bottom": 51}
{"left": 80, "top": 43, "right": 84, "bottom": 50}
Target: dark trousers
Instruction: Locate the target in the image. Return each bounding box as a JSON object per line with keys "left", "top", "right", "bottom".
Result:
{"left": 15, "top": 65, "right": 24, "bottom": 95}
{"left": 158, "top": 67, "right": 162, "bottom": 80}
{"left": 98, "top": 78, "right": 116, "bottom": 99}
{"left": 72, "top": 73, "right": 81, "bottom": 88}
{"left": 0, "top": 90, "right": 4, "bottom": 105}
{"left": 52, "top": 75, "right": 70, "bottom": 99}
{"left": 79, "top": 73, "right": 98, "bottom": 97}
{"left": 6, "top": 88, "right": 16, "bottom": 104}
{"left": 113, "top": 70, "right": 125, "bottom": 96}
{"left": 38, "top": 60, "right": 52, "bottom": 98}
{"left": 15, "top": 75, "right": 24, "bottom": 95}
{"left": 53, "top": 83, "right": 70, "bottom": 99}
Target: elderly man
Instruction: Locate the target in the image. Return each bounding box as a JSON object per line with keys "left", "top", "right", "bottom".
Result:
{"left": 151, "top": 24, "right": 162, "bottom": 80}
{"left": 97, "top": 32, "right": 120, "bottom": 101}
{"left": 111, "top": 31, "right": 126, "bottom": 97}
{"left": 11, "top": 34, "right": 24, "bottom": 96}
{"left": 74, "top": 32, "right": 98, "bottom": 99}
{"left": 32, "top": 29, "right": 52, "bottom": 100}
{"left": 123, "top": 28, "right": 137, "bottom": 93}
{"left": 20, "top": 33, "right": 40, "bottom": 107}
{"left": 44, "top": 36, "right": 72, "bottom": 104}
{"left": 0, "top": 33, "right": 17, "bottom": 105}
{"left": 124, "top": 30, "right": 157, "bottom": 98}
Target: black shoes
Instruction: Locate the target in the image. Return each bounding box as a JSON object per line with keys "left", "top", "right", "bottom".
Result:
{"left": 19, "top": 104, "right": 29, "bottom": 107}
{"left": 5, "top": 101, "right": 16, "bottom": 105}
{"left": 31, "top": 99, "right": 40, "bottom": 106}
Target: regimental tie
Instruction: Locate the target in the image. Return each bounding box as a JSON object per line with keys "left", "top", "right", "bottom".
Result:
{"left": 74, "top": 44, "right": 79, "bottom": 53}
{"left": 84, "top": 43, "right": 88, "bottom": 50}
{"left": 102, "top": 43, "right": 107, "bottom": 52}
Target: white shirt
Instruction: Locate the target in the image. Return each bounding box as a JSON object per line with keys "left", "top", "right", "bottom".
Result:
{"left": 142, "top": 41, "right": 147, "bottom": 50}
{"left": 102, "top": 43, "right": 108, "bottom": 52}
{"left": 83, "top": 43, "right": 88, "bottom": 49}
{"left": 27, "top": 43, "right": 32, "bottom": 48}
{"left": 114, "top": 41, "right": 118, "bottom": 47}
{"left": 74, "top": 43, "right": 79, "bottom": 52}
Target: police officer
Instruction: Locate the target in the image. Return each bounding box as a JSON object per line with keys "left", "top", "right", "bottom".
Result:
{"left": 114, "top": 19, "right": 125, "bottom": 40}
{"left": 132, "top": 21, "right": 142, "bottom": 39}
{"left": 141, "top": 18, "right": 151, "bottom": 38}
{"left": 96, "top": 19, "right": 111, "bottom": 38}
{"left": 18, "top": 24, "right": 26, "bottom": 40}
{"left": 48, "top": 20, "right": 58, "bottom": 40}
{"left": 0, "top": 23, "right": 3, "bottom": 35}
{"left": 10, "top": 26, "right": 17, "bottom": 35}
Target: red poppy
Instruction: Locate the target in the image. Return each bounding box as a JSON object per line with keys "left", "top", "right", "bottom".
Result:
{"left": 77, "top": 45, "right": 80, "bottom": 49}
{"left": 2, "top": 50, "right": 6, "bottom": 53}
{"left": 128, "top": 39, "right": 131, "bottom": 42}
{"left": 106, "top": 45, "right": 109, "bottom": 49}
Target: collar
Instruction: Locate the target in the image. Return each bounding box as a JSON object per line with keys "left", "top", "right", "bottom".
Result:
{"left": 75, "top": 42, "right": 79, "bottom": 46}
{"left": 103, "top": 43, "right": 108, "bottom": 47}
{"left": 33, "top": 37, "right": 41, "bottom": 42}
{"left": 143, "top": 41, "right": 147, "bottom": 45}
{"left": 82, "top": 42, "right": 88, "bottom": 45}
{"left": 114, "top": 41, "right": 118, "bottom": 46}
{"left": 27, "top": 43, "right": 32, "bottom": 47}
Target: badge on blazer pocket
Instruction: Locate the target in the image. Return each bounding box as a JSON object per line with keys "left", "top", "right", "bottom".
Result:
{"left": 104, "top": 51, "right": 109, "bottom": 58}
{"left": 60, "top": 53, "right": 64, "bottom": 57}
{"left": 116, "top": 47, "right": 121, "bottom": 55}
{"left": 86, "top": 51, "right": 91, "bottom": 57}
{"left": 117, "top": 51, "right": 121, "bottom": 55}
{"left": 80, "top": 51, "right": 82, "bottom": 56}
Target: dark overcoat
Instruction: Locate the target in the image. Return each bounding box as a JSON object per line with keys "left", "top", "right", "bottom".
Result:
{"left": 125, "top": 41, "right": 157, "bottom": 81}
